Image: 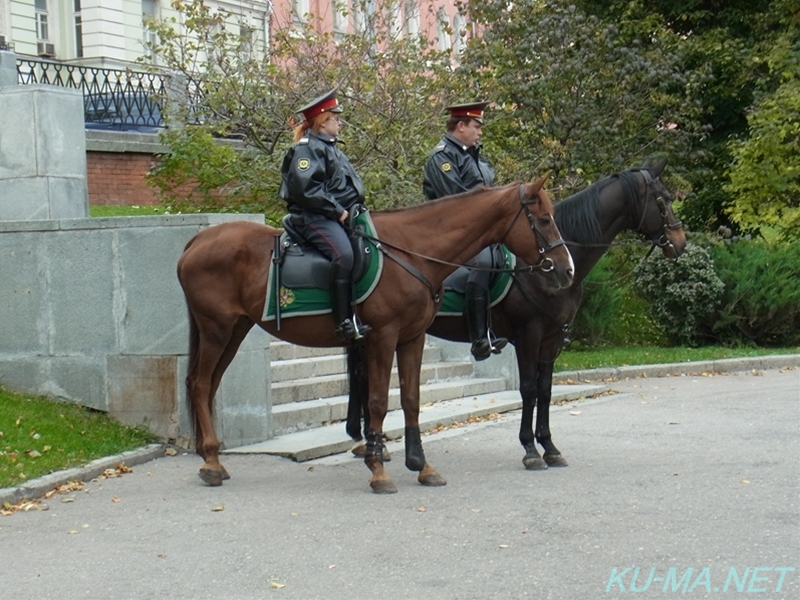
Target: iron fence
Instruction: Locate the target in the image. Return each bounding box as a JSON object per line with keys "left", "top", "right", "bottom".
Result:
{"left": 17, "top": 57, "right": 169, "bottom": 129}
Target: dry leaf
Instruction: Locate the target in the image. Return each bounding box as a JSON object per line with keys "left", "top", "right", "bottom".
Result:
{"left": 569, "top": 411, "right": 581, "bottom": 416}
{"left": 211, "top": 505, "right": 225, "bottom": 512}
{"left": 111, "top": 496, "right": 121, "bottom": 503}
{"left": 26, "top": 449, "right": 42, "bottom": 458}
{"left": 499, "top": 544, "right": 509, "bottom": 549}
{"left": 165, "top": 447, "right": 178, "bottom": 456}
{"left": 741, "top": 479, "right": 750, "bottom": 484}
{"left": 68, "top": 530, "right": 78, "bottom": 535}
{"left": 269, "top": 581, "right": 286, "bottom": 589}
{"left": 417, "top": 506, "right": 427, "bottom": 512}
{"left": 60, "top": 497, "right": 75, "bottom": 503}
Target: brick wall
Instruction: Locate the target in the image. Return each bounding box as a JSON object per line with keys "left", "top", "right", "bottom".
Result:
{"left": 86, "top": 152, "right": 161, "bottom": 206}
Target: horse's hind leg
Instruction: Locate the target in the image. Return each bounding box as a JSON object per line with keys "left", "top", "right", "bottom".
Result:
{"left": 535, "top": 361, "right": 568, "bottom": 467}
{"left": 396, "top": 336, "right": 446, "bottom": 487}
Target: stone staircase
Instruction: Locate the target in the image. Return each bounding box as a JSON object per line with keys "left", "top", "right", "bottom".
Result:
{"left": 224, "top": 338, "right": 606, "bottom": 462}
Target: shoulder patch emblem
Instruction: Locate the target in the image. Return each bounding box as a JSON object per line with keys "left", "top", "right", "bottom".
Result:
{"left": 440, "top": 162, "right": 452, "bottom": 173}
{"left": 297, "top": 158, "right": 310, "bottom": 171}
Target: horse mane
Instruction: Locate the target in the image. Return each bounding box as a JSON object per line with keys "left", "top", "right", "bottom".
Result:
{"left": 377, "top": 182, "right": 523, "bottom": 215}
{"left": 554, "top": 168, "right": 643, "bottom": 245}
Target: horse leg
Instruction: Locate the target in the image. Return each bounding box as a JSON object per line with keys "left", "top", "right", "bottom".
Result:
{"left": 363, "top": 334, "right": 399, "bottom": 494}
{"left": 397, "top": 336, "right": 446, "bottom": 487}
{"left": 535, "top": 361, "right": 568, "bottom": 467}
{"left": 205, "top": 316, "right": 254, "bottom": 481}
{"left": 512, "top": 332, "right": 547, "bottom": 470}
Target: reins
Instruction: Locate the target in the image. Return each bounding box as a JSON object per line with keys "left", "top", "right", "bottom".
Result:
{"left": 346, "top": 185, "right": 566, "bottom": 299}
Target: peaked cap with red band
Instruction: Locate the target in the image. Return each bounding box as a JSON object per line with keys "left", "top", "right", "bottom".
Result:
{"left": 298, "top": 88, "right": 344, "bottom": 122}
{"left": 445, "top": 101, "right": 490, "bottom": 124}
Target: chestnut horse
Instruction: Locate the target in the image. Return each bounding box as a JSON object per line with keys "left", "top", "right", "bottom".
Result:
{"left": 424, "top": 159, "right": 686, "bottom": 469}
{"left": 177, "top": 177, "right": 574, "bottom": 493}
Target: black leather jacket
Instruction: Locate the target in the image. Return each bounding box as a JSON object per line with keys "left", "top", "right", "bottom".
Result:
{"left": 423, "top": 132, "right": 495, "bottom": 200}
{"left": 280, "top": 133, "right": 365, "bottom": 220}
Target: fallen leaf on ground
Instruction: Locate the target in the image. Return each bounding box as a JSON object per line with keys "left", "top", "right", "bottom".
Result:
{"left": 269, "top": 581, "right": 286, "bottom": 589}
{"left": 211, "top": 505, "right": 224, "bottom": 512}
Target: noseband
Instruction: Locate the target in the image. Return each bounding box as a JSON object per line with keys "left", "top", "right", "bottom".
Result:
{"left": 638, "top": 170, "right": 683, "bottom": 252}
{"left": 501, "top": 185, "right": 566, "bottom": 273}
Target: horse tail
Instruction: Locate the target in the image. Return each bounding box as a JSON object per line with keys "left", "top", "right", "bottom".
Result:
{"left": 345, "top": 344, "right": 368, "bottom": 441}
{"left": 185, "top": 306, "right": 201, "bottom": 439}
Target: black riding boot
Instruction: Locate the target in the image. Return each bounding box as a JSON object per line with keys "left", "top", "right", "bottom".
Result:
{"left": 465, "top": 282, "right": 508, "bottom": 361}
{"left": 330, "top": 263, "right": 371, "bottom": 341}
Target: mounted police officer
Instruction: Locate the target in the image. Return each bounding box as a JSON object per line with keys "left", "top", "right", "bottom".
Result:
{"left": 423, "top": 101, "right": 508, "bottom": 361}
{"left": 279, "top": 88, "right": 371, "bottom": 341}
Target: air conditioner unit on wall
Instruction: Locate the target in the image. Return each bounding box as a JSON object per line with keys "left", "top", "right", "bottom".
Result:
{"left": 37, "top": 41, "right": 56, "bottom": 57}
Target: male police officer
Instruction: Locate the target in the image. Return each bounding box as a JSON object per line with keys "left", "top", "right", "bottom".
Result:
{"left": 423, "top": 101, "right": 508, "bottom": 361}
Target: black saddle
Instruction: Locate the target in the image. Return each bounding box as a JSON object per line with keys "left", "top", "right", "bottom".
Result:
{"left": 278, "top": 207, "right": 372, "bottom": 290}
{"left": 443, "top": 244, "right": 507, "bottom": 294}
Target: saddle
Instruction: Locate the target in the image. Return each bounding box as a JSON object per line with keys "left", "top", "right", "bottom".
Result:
{"left": 442, "top": 244, "right": 508, "bottom": 293}
{"left": 277, "top": 206, "right": 372, "bottom": 290}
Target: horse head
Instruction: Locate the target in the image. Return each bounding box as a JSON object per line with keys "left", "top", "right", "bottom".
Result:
{"left": 636, "top": 159, "right": 687, "bottom": 259}
{"left": 510, "top": 176, "right": 574, "bottom": 290}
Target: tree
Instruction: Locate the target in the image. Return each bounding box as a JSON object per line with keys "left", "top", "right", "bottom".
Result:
{"left": 457, "top": 0, "right": 705, "bottom": 197}
{"left": 143, "top": 0, "right": 459, "bottom": 220}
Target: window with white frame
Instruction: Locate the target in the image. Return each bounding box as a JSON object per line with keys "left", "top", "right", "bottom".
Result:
{"left": 74, "top": 0, "right": 83, "bottom": 57}
{"left": 405, "top": 0, "right": 419, "bottom": 38}
{"left": 239, "top": 20, "right": 257, "bottom": 60}
{"left": 35, "top": 0, "right": 49, "bottom": 41}
{"left": 333, "top": 0, "right": 347, "bottom": 33}
{"left": 293, "top": 0, "right": 309, "bottom": 22}
{"left": 452, "top": 11, "right": 465, "bottom": 55}
{"left": 436, "top": 6, "right": 451, "bottom": 52}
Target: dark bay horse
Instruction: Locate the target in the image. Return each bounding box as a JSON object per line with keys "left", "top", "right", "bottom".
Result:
{"left": 424, "top": 159, "right": 686, "bottom": 469}
{"left": 177, "top": 177, "right": 574, "bottom": 493}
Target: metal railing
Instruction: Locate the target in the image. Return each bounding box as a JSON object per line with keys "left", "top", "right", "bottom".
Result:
{"left": 17, "top": 57, "right": 169, "bottom": 129}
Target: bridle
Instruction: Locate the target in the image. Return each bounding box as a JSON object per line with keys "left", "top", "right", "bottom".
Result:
{"left": 498, "top": 185, "right": 567, "bottom": 274}
{"left": 637, "top": 169, "right": 683, "bottom": 254}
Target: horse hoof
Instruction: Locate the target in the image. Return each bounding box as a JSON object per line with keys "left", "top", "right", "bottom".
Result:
{"left": 351, "top": 443, "right": 366, "bottom": 457}
{"left": 523, "top": 456, "right": 548, "bottom": 471}
{"left": 418, "top": 471, "right": 447, "bottom": 487}
{"left": 199, "top": 468, "right": 223, "bottom": 486}
{"left": 370, "top": 479, "right": 398, "bottom": 494}
{"left": 544, "top": 454, "right": 568, "bottom": 467}
{"left": 221, "top": 465, "right": 231, "bottom": 480}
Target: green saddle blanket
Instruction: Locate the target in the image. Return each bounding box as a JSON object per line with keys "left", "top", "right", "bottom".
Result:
{"left": 438, "top": 246, "right": 516, "bottom": 316}
{"left": 262, "top": 211, "right": 383, "bottom": 322}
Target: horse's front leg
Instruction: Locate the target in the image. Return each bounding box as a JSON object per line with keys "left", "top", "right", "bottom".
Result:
{"left": 364, "top": 335, "right": 399, "bottom": 494}
{"left": 535, "top": 361, "right": 568, "bottom": 467}
{"left": 397, "top": 335, "right": 446, "bottom": 487}
{"left": 514, "top": 334, "right": 547, "bottom": 470}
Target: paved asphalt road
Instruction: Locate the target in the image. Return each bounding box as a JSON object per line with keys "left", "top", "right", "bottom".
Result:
{"left": 1, "top": 368, "right": 798, "bottom": 600}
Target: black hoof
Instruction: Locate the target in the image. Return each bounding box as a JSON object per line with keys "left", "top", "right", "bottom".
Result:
{"left": 522, "top": 455, "right": 548, "bottom": 471}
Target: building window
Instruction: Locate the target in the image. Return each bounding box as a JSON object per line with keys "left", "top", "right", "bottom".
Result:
{"left": 293, "top": 0, "right": 309, "bottom": 22}
{"left": 405, "top": 1, "right": 419, "bottom": 38}
{"left": 333, "top": 0, "right": 347, "bottom": 33}
{"left": 74, "top": 0, "right": 83, "bottom": 58}
{"left": 436, "top": 7, "right": 451, "bottom": 52}
{"left": 239, "top": 21, "right": 256, "bottom": 59}
{"left": 142, "top": 0, "right": 159, "bottom": 61}
{"left": 452, "top": 12, "right": 465, "bottom": 55}
{"left": 35, "top": 0, "right": 49, "bottom": 41}
{"left": 386, "top": 1, "right": 401, "bottom": 39}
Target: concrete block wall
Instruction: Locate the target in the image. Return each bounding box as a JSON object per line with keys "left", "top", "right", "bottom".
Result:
{"left": 0, "top": 85, "right": 89, "bottom": 220}
{"left": 0, "top": 214, "right": 273, "bottom": 449}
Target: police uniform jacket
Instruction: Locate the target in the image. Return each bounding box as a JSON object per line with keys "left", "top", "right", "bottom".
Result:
{"left": 280, "top": 132, "right": 365, "bottom": 221}
{"left": 423, "top": 132, "right": 495, "bottom": 200}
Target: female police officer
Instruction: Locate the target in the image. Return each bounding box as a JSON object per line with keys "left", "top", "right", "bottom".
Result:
{"left": 279, "top": 88, "right": 370, "bottom": 341}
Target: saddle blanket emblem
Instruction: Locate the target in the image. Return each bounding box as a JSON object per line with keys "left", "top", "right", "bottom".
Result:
{"left": 438, "top": 245, "right": 516, "bottom": 317}
{"left": 262, "top": 211, "right": 383, "bottom": 321}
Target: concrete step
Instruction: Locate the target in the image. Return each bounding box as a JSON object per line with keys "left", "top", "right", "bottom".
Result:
{"left": 224, "top": 383, "right": 607, "bottom": 462}
{"left": 270, "top": 345, "right": 443, "bottom": 383}
{"left": 269, "top": 340, "right": 345, "bottom": 361}
{"left": 271, "top": 360, "right": 478, "bottom": 405}
{"left": 270, "top": 376, "right": 511, "bottom": 435}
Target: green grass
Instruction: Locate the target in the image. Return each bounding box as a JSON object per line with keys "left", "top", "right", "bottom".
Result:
{"left": 0, "top": 389, "right": 156, "bottom": 490}
{"left": 89, "top": 204, "right": 170, "bottom": 217}
{"left": 555, "top": 345, "right": 799, "bottom": 372}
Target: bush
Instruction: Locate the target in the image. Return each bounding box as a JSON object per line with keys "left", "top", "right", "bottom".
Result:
{"left": 710, "top": 240, "right": 800, "bottom": 346}
{"left": 633, "top": 244, "right": 725, "bottom": 346}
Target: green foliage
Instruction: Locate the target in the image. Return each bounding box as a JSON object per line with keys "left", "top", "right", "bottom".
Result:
{"left": 0, "top": 387, "right": 156, "bottom": 489}
{"left": 460, "top": 0, "right": 705, "bottom": 194}
{"left": 633, "top": 244, "right": 725, "bottom": 346}
{"left": 709, "top": 240, "right": 800, "bottom": 346}
{"left": 570, "top": 248, "right": 666, "bottom": 347}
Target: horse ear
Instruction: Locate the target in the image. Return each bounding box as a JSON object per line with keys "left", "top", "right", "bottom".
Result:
{"left": 649, "top": 157, "right": 668, "bottom": 177}
{"left": 528, "top": 172, "right": 550, "bottom": 195}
